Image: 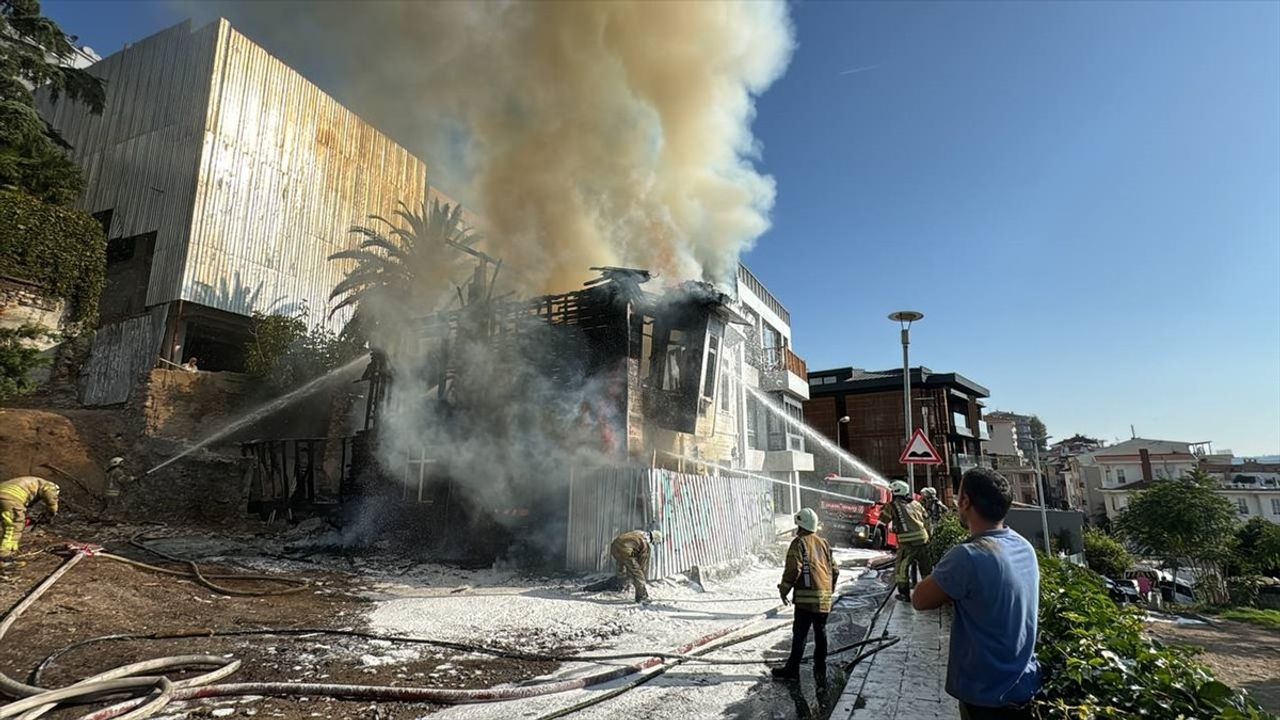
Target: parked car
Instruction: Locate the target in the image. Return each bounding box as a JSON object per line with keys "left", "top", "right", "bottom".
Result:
{"left": 1103, "top": 577, "right": 1142, "bottom": 604}
{"left": 819, "top": 475, "right": 898, "bottom": 549}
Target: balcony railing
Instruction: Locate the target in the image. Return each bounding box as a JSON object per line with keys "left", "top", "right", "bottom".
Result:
{"left": 763, "top": 347, "right": 808, "bottom": 381}
{"left": 953, "top": 453, "right": 993, "bottom": 470}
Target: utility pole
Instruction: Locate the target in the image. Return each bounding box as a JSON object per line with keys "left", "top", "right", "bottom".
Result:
{"left": 1033, "top": 434, "right": 1052, "bottom": 553}
{"left": 922, "top": 404, "right": 932, "bottom": 492}
{"left": 836, "top": 415, "right": 850, "bottom": 476}
{"left": 889, "top": 312, "right": 923, "bottom": 488}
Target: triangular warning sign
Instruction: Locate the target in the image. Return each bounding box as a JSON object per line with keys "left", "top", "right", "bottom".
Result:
{"left": 899, "top": 428, "right": 943, "bottom": 465}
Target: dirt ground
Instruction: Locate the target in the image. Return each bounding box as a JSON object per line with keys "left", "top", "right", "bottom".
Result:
{"left": 1146, "top": 617, "right": 1280, "bottom": 714}
{"left": 0, "top": 521, "right": 559, "bottom": 719}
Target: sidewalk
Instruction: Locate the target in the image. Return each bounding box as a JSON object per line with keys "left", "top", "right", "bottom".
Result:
{"left": 830, "top": 595, "right": 960, "bottom": 719}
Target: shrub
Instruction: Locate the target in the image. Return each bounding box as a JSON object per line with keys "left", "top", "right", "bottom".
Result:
{"left": 0, "top": 324, "right": 54, "bottom": 401}
{"left": 928, "top": 513, "right": 967, "bottom": 566}
{"left": 1035, "top": 556, "right": 1268, "bottom": 719}
{"left": 1230, "top": 517, "right": 1280, "bottom": 578}
{"left": 1082, "top": 529, "right": 1132, "bottom": 578}
{"left": 0, "top": 190, "right": 106, "bottom": 326}
{"left": 245, "top": 310, "right": 364, "bottom": 390}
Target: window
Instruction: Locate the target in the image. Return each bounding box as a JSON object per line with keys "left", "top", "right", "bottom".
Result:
{"left": 662, "top": 329, "right": 690, "bottom": 392}
{"left": 1236, "top": 498, "right": 1249, "bottom": 515}
{"left": 106, "top": 235, "right": 137, "bottom": 263}
{"left": 718, "top": 371, "right": 735, "bottom": 414}
{"left": 1271, "top": 498, "right": 1280, "bottom": 516}
{"left": 702, "top": 333, "right": 720, "bottom": 400}
{"left": 1116, "top": 468, "right": 1126, "bottom": 484}
{"left": 746, "top": 396, "right": 763, "bottom": 451}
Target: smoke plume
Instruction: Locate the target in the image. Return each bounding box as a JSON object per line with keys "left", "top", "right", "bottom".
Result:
{"left": 194, "top": 1, "right": 795, "bottom": 291}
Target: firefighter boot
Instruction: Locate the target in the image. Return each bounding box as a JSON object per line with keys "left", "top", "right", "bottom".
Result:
{"left": 771, "top": 666, "right": 800, "bottom": 680}
{"left": 896, "top": 583, "right": 911, "bottom": 602}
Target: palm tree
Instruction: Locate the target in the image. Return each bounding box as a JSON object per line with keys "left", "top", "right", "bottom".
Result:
{"left": 328, "top": 197, "right": 480, "bottom": 337}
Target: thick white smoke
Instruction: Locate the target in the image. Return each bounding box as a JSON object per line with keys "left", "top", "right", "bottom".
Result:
{"left": 194, "top": 0, "right": 795, "bottom": 291}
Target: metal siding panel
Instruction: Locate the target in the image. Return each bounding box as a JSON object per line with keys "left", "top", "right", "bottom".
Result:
{"left": 177, "top": 24, "right": 427, "bottom": 330}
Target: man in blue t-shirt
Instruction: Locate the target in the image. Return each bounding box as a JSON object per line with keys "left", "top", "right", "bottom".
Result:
{"left": 912, "top": 468, "right": 1041, "bottom": 720}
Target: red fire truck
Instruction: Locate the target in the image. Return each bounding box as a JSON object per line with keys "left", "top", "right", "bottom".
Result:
{"left": 819, "top": 474, "right": 898, "bottom": 549}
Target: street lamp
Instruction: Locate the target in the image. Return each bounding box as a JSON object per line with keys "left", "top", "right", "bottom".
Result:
{"left": 1033, "top": 434, "right": 1052, "bottom": 553}
{"left": 836, "top": 416, "right": 850, "bottom": 475}
{"left": 889, "top": 311, "right": 924, "bottom": 489}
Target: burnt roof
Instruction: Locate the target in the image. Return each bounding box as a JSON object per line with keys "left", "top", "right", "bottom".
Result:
{"left": 808, "top": 366, "right": 990, "bottom": 399}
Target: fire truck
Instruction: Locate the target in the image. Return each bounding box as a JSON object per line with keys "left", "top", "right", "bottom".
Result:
{"left": 819, "top": 474, "right": 898, "bottom": 549}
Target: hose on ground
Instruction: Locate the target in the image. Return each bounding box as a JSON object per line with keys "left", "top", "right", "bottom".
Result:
{"left": 534, "top": 623, "right": 901, "bottom": 720}
{"left": 124, "top": 531, "right": 308, "bottom": 596}
{"left": 34, "top": 626, "right": 897, "bottom": 686}
{"left": 3, "top": 546, "right": 830, "bottom": 719}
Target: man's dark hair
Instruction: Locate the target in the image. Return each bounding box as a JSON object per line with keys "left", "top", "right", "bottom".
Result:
{"left": 959, "top": 467, "right": 1013, "bottom": 523}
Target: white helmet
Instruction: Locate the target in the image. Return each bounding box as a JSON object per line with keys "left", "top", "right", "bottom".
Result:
{"left": 108, "top": 457, "right": 125, "bottom": 468}
{"left": 648, "top": 530, "right": 664, "bottom": 546}
{"left": 795, "top": 507, "right": 819, "bottom": 533}
{"left": 920, "top": 487, "right": 937, "bottom": 498}
{"left": 890, "top": 480, "right": 911, "bottom": 497}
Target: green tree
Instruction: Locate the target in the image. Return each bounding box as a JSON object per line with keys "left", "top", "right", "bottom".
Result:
{"left": 0, "top": 323, "right": 52, "bottom": 400}
{"left": 1115, "top": 468, "right": 1237, "bottom": 597}
{"left": 1230, "top": 516, "right": 1280, "bottom": 578}
{"left": 245, "top": 310, "right": 363, "bottom": 390}
{"left": 1082, "top": 528, "right": 1132, "bottom": 578}
{"left": 327, "top": 198, "right": 479, "bottom": 339}
{"left": 1, "top": 0, "right": 106, "bottom": 205}
{"left": 1027, "top": 415, "right": 1048, "bottom": 452}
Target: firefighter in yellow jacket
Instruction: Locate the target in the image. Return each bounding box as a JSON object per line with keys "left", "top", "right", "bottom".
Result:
{"left": 885, "top": 480, "right": 931, "bottom": 601}
{"left": 608, "top": 529, "right": 663, "bottom": 604}
{"left": 0, "top": 476, "right": 60, "bottom": 562}
{"left": 773, "top": 507, "right": 839, "bottom": 683}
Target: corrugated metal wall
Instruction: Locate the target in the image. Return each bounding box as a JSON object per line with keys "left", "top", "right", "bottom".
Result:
{"left": 35, "top": 21, "right": 220, "bottom": 308}
{"left": 182, "top": 20, "right": 429, "bottom": 329}
{"left": 78, "top": 306, "right": 168, "bottom": 405}
{"left": 566, "top": 467, "right": 776, "bottom": 579}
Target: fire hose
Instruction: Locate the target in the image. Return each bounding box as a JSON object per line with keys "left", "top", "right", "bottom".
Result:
{"left": 2, "top": 546, "right": 899, "bottom": 719}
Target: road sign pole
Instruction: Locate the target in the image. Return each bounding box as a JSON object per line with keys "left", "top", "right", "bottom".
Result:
{"left": 902, "top": 327, "right": 913, "bottom": 490}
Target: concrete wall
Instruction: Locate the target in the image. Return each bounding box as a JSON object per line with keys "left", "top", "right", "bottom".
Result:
{"left": 1006, "top": 507, "right": 1085, "bottom": 554}
{"left": 0, "top": 278, "right": 71, "bottom": 387}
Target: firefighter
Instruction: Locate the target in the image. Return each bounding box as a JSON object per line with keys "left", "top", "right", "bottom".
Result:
{"left": 608, "top": 529, "right": 663, "bottom": 604}
{"left": 0, "top": 476, "right": 60, "bottom": 564}
{"left": 102, "top": 457, "right": 137, "bottom": 518}
{"left": 920, "top": 486, "right": 946, "bottom": 528}
{"left": 773, "top": 507, "right": 839, "bottom": 684}
{"left": 886, "top": 480, "right": 931, "bottom": 601}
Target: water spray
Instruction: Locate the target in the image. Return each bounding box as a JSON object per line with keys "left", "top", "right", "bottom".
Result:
{"left": 742, "top": 384, "right": 886, "bottom": 483}
{"left": 659, "top": 451, "right": 883, "bottom": 504}
{"left": 143, "top": 354, "right": 371, "bottom": 477}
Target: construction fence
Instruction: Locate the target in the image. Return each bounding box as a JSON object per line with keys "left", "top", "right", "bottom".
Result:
{"left": 566, "top": 467, "right": 776, "bottom": 579}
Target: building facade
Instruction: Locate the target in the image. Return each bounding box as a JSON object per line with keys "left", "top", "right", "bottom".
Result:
{"left": 733, "top": 265, "right": 814, "bottom": 513}
{"left": 804, "top": 366, "right": 989, "bottom": 498}
{"left": 1201, "top": 455, "right": 1280, "bottom": 524}
{"left": 1094, "top": 439, "right": 1206, "bottom": 520}
{"left": 36, "top": 19, "right": 431, "bottom": 404}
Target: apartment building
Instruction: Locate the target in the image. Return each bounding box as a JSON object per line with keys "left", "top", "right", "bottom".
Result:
{"left": 804, "top": 366, "right": 989, "bottom": 498}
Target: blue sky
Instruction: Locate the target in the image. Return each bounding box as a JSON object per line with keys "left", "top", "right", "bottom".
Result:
{"left": 42, "top": 1, "right": 1280, "bottom": 454}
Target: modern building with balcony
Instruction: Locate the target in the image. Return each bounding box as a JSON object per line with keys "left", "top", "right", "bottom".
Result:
{"left": 734, "top": 264, "right": 813, "bottom": 514}
{"left": 804, "top": 366, "right": 989, "bottom": 500}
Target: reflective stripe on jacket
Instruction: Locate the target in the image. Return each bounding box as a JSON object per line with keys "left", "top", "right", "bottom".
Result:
{"left": 887, "top": 498, "right": 930, "bottom": 546}
{"left": 779, "top": 532, "right": 839, "bottom": 613}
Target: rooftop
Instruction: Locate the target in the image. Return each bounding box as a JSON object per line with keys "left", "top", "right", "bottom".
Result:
{"left": 807, "top": 366, "right": 990, "bottom": 399}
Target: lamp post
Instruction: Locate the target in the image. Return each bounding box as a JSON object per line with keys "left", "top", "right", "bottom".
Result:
{"left": 836, "top": 415, "right": 850, "bottom": 476}
{"left": 1033, "top": 434, "right": 1052, "bottom": 553}
{"left": 889, "top": 311, "right": 924, "bottom": 489}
